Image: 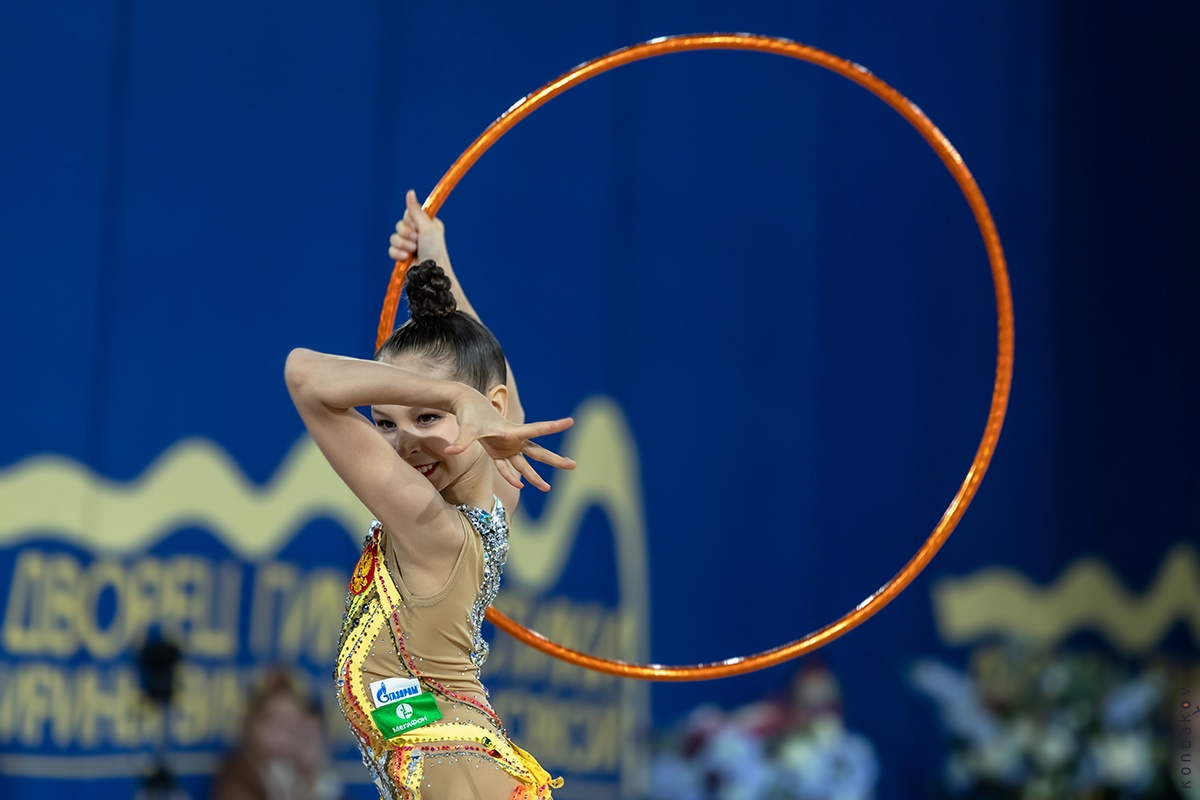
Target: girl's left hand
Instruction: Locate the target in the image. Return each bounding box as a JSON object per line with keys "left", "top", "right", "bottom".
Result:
{"left": 446, "top": 397, "right": 575, "bottom": 491}
{"left": 389, "top": 190, "right": 447, "bottom": 264}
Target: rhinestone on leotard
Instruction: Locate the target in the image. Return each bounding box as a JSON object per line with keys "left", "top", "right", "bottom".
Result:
{"left": 459, "top": 498, "right": 510, "bottom": 673}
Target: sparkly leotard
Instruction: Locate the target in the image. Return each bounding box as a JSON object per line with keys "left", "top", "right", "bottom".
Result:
{"left": 335, "top": 498, "right": 561, "bottom": 800}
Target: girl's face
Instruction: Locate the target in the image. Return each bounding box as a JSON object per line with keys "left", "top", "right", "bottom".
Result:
{"left": 369, "top": 356, "right": 487, "bottom": 497}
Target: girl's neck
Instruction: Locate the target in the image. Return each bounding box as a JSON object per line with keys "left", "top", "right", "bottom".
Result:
{"left": 440, "top": 453, "right": 494, "bottom": 509}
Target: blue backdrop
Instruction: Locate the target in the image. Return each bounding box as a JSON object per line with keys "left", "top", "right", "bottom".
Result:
{"left": 1, "top": 1, "right": 1196, "bottom": 799}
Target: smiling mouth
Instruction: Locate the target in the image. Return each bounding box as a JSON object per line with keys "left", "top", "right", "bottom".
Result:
{"left": 415, "top": 463, "right": 438, "bottom": 478}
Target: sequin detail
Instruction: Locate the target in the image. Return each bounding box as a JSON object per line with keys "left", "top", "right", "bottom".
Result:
{"left": 458, "top": 498, "right": 510, "bottom": 673}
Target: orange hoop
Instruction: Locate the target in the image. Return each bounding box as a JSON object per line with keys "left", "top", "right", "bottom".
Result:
{"left": 377, "top": 33, "right": 1013, "bottom": 681}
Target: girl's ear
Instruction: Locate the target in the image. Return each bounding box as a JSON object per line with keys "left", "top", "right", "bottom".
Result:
{"left": 487, "top": 383, "right": 509, "bottom": 418}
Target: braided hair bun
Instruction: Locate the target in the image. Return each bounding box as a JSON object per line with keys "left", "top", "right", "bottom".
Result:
{"left": 405, "top": 260, "right": 457, "bottom": 319}
{"left": 376, "top": 258, "right": 507, "bottom": 394}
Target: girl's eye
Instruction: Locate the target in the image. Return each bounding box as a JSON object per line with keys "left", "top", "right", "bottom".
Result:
{"left": 417, "top": 414, "right": 441, "bottom": 425}
{"left": 375, "top": 419, "right": 396, "bottom": 431}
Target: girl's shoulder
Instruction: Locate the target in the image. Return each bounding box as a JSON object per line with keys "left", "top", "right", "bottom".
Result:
{"left": 456, "top": 496, "right": 509, "bottom": 567}
{"left": 456, "top": 495, "right": 507, "bottom": 531}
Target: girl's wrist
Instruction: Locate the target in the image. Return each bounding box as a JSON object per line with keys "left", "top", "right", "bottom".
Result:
{"left": 445, "top": 381, "right": 483, "bottom": 414}
{"left": 418, "top": 248, "right": 451, "bottom": 268}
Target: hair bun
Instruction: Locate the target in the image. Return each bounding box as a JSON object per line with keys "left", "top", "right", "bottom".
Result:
{"left": 405, "top": 259, "right": 457, "bottom": 319}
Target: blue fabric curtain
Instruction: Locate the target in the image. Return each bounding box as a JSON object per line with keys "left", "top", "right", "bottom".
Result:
{"left": 1, "top": 2, "right": 1194, "bottom": 798}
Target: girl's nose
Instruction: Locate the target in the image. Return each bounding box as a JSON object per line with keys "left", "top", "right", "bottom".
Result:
{"left": 393, "top": 428, "right": 422, "bottom": 457}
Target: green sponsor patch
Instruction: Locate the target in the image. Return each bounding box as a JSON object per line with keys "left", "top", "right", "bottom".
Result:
{"left": 370, "top": 691, "right": 444, "bottom": 739}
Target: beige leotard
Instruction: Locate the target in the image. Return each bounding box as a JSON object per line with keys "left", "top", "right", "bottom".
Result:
{"left": 334, "top": 499, "right": 561, "bottom": 800}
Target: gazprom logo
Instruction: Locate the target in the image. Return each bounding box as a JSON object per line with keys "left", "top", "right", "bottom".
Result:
{"left": 374, "top": 678, "right": 420, "bottom": 706}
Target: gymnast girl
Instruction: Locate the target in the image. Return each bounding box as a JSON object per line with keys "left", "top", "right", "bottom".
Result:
{"left": 285, "top": 190, "right": 572, "bottom": 799}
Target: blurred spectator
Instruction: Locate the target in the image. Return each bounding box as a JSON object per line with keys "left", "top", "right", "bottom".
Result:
{"left": 210, "top": 671, "right": 306, "bottom": 800}
{"left": 295, "top": 699, "right": 344, "bottom": 800}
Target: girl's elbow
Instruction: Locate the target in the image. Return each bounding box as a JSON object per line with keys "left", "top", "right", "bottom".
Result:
{"left": 284, "top": 348, "right": 319, "bottom": 393}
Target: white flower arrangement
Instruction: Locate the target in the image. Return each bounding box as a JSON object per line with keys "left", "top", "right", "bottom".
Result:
{"left": 650, "top": 663, "right": 880, "bottom": 800}
{"left": 910, "top": 644, "right": 1176, "bottom": 799}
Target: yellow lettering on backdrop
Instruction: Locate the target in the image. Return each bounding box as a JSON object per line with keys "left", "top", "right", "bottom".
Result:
{"left": 11, "top": 663, "right": 73, "bottom": 748}
{"left": 215, "top": 562, "right": 242, "bottom": 657}
{"left": 173, "top": 663, "right": 210, "bottom": 746}
{"left": 0, "top": 661, "right": 352, "bottom": 750}
{"left": 74, "top": 665, "right": 143, "bottom": 748}
{"left": 251, "top": 565, "right": 346, "bottom": 663}
{"left": 492, "top": 593, "right": 622, "bottom": 692}
{"left": 1, "top": 552, "right": 243, "bottom": 659}
{"left": 43, "top": 554, "right": 80, "bottom": 657}
{"left": 209, "top": 665, "right": 251, "bottom": 743}
{"left": 158, "top": 558, "right": 191, "bottom": 646}
{"left": 487, "top": 594, "right": 624, "bottom": 778}
{"left": 167, "top": 556, "right": 237, "bottom": 658}
{"left": 293, "top": 569, "right": 348, "bottom": 663}
{"left": 78, "top": 560, "right": 126, "bottom": 659}
{"left": 0, "top": 663, "right": 12, "bottom": 740}
{"left": 124, "top": 557, "right": 163, "bottom": 647}
{"left": 275, "top": 577, "right": 306, "bottom": 660}
{"left": 250, "top": 561, "right": 297, "bottom": 659}
{"left": 2, "top": 550, "right": 44, "bottom": 653}
{"left": 494, "top": 690, "right": 621, "bottom": 773}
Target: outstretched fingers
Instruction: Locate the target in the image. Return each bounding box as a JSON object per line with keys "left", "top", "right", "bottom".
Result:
{"left": 493, "top": 457, "right": 525, "bottom": 490}
{"left": 515, "top": 417, "right": 574, "bottom": 440}
{"left": 509, "top": 454, "right": 552, "bottom": 492}
{"left": 520, "top": 440, "right": 576, "bottom": 471}
{"left": 446, "top": 417, "right": 576, "bottom": 483}
{"left": 511, "top": 418, "right": 576, "bottom": 472}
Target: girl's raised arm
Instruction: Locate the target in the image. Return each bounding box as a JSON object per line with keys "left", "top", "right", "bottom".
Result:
{"left": 285, "top": 350, "right": 478, "bottom": 571}
{"left": 389, "top": 190, "right": 525, "bottom": 425}
{"left": 285, "top": 350, "right": 572, "bottom": 575}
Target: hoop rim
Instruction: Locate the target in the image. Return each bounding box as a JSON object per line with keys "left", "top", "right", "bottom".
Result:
{"left": 376, "top": 33, "right": 1014, "bottom": 681}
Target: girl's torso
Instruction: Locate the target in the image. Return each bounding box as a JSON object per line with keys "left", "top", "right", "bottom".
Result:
{"left": 335, "top": 498, "right": 511, "bottom": 753}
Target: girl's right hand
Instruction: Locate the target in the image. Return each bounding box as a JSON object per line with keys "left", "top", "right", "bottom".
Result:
{"left": 446, "top": 392, "right": 575, "bottom": 491}
{"left": 389, "top": 189, "right": 448, "bottom": 264}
